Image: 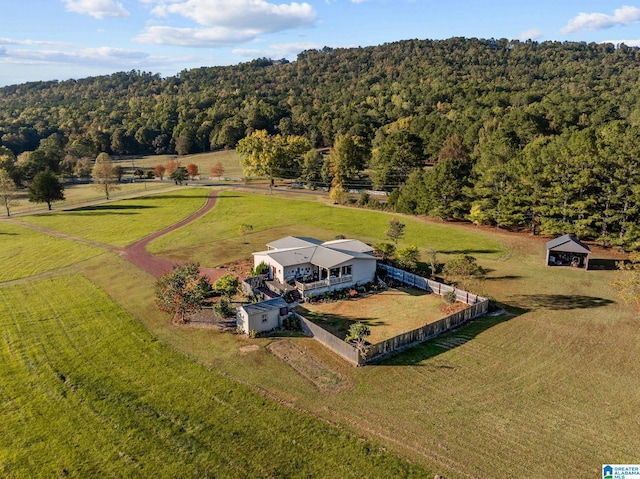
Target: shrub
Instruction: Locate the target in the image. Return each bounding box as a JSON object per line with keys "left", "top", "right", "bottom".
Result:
{"left": 443, "top": 291, "right": 457, "bottom": 304}
{"left": 215, "top": 298, "right": 235, "bottom": 317}
{"left": 251, "top": 261, "right": 269, "bottom": 276}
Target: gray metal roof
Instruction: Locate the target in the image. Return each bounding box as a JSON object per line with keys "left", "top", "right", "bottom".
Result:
{"left": 310, "top": 246, "right": 354, "bottom": 269}
{"left": 266, "top": 236, "right": 323, "bottom": 250}
{"left": 322, "top": 239, "right": 374, "bottom": 253}
{"left": 259, "top": 246, "right": 317, "bottom": 266}
{"left": 240, "top": 297, "right": 288, "bottom": 315}
{"left": 255, "top": 236, "right": 376, "bottom": 270}
{"left": 546, "top": 234, "right": 591, "bottom": 254}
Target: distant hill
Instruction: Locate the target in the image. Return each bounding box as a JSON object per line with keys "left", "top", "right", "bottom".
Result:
{"left": 1, "top": 37, "right": 640, "bottom": 157}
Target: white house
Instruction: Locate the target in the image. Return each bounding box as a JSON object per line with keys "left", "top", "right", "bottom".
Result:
{"left": 236, "top": 297, "right": 289, "bottom": 334}
{"left": 253, "top": 236, "right": 377, "bottom": 297}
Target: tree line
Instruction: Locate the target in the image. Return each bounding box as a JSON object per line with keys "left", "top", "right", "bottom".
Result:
{"left": 2, "top": 37, "right": 640, "bottom": 247}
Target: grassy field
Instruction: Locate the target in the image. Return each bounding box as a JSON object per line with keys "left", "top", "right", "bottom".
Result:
{"left": 0, "top": 221, "right": 103, "bottom": 282}
{"left": 297, "top": 288, "right": 448, "bottom": 343}
{"left": 147, "top": 190, "right": 507, "bottom": 267}
{"left": 9, "top": 181, "right": 174, "bottom": 216}
{"left": 0, "top": 274, "right": 428, "bottom": 478}
{"left": 124, "top": 150, "right": 245, "bottom": 179}
{"left": 19, "top": 188, "right": 210, "bottom": 246}
{"left": 4, "top": 186, "right": 640, "bottom": 478}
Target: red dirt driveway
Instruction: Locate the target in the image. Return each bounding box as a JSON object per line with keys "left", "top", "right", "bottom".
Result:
{"left": 121, "top": 190, "right": 226, "bottom": 281}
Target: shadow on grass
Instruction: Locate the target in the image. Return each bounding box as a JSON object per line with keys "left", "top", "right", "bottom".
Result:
{"left": 508, "top": 294, "right": 614, "bottom": 310}
{"left": 72, "top": 204, "right": 156, "bottom": 212}
{"left": 375, "top": 312, "right": 515, "bottom": 366}
{"left": 587, "top": 259, "right": 620, "bottom": 271}
{"left": 440, "top": 248, "right": 501, "bottom": 255}
{"left": 296, "top": 306, "right": 384, "bottom": 340}
{"left": 0, "top": 232, "right": 18, "bottom": 235}
{"left": 485, "top": 275, "right": 524, "bottom": 281}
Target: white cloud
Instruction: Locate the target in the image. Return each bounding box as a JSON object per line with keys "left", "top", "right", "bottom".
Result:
{"left": 141, "top": 0, "right": 316, "bottom": 46}
{"left": 63, "top": 0, "right": 130, "bottom": 19}
{"left": 0, "top": 37, "right": 72, "bottom": 47}
{"left": 561, "top": 5, "right": 640, "bottom": 34}
{"left": 604, "top": 38, "right": 640, "bottom": 47}
{"left": 518, "top": 29, "right": 543, "bottom": 41}
{"left": 0, "top": 45, "right": 154, "bottom": 67}
{"left": 151, "top": 0, "right": 315, "bottom": 30}
{"left": 134, "top": 26, "right": 258, "bottom": 46}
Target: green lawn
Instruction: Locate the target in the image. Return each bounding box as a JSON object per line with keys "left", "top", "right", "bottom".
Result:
{"left": 148, "top": 190, "right": 507, "bottom": 266}
{"left": 0, "top": 222, "right": 102, "bottom": 282}
{"left": 19, "top": 188, "right": 210, "bottom": 246}
{"left": 0, "top": 275, "right": 427, "bottom": 478}
{"left": 10, "top": 181, "right": 173, "bottom": 216}
{"left": 5, "top": 185, "right": 640, "bottom": 479}
{"left": 297, "top": 288, "right": 448, "bottom": 343}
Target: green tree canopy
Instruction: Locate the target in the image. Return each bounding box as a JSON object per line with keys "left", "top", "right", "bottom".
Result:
{"left": 91, "top": 152, "right": 120, "bottom": 200}
{"left": 27, "top": 168, "right": 64, "bottom": 210}
{"left": 155, "top": 263, "right": 212, "bottom": 323}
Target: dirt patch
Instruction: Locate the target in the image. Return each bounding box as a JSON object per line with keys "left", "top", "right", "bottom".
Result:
{"left": 239, "top": 344, "right": 260, "bottom": 353}
{"left": 267, "top": 340, "right": 352, "bottom": 394}
{"left": 176, "top": 308, "right": 237, "bottom": 331}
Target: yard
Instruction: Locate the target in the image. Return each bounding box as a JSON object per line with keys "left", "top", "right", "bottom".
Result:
{"left": 297, "top": 287, "right": 454, "bottom": 344}
{"left": 3, "top": 185, "right": 639, "bottom": 479}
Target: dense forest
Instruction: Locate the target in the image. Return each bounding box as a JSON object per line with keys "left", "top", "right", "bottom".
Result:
{"left": 2, "top": 37, "right": 640, "bottom": 248}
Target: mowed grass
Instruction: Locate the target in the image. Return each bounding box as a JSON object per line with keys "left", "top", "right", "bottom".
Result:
{"left": 10, "top": 181, "right": 173, "bottom": 215}
{"left": 148, "top": 190, "right": 506, "bottom": 266}
{"left": 139, "top": 190, "right": 640, "bottom": 478}
{"left": 19, "top": 188, "right": 210, "bottom": 246}
{"left": 8, "top": 185, "right": 640, "bottom": 478}
{"left": 129, "top": 149, "right": 245, "bottom": 179}
{"left": 297, "top": 288, "right": 447, "bottom": 343}
{"left": 0, "top": 222, "right": 102, "bottom": 282}
{"left": 0, "top": 275, "right": 428, "bottom": 478}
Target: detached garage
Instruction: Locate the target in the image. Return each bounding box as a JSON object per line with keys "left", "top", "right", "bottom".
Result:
{"left": 236, "top": 297, "right": 289, "bottom": 334}
{"left": 546, "top": 234, "right": 591, "bottom": 269}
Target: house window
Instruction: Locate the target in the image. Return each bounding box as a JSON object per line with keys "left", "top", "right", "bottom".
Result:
{"left": 330, "top": 267, "right": 340, "bottom": 277}
{"left": 342, "top": 265, "right": 352, "bottom": 275}
{"left": 261, "top": 314, "right": 268, "bottom": 323}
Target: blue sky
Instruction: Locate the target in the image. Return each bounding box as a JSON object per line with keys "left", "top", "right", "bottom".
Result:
{"left": 1, "top": 1, "right": 640, "bottom": 87}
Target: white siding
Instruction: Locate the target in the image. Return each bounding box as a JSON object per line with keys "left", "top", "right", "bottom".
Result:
{"left": 247, "top": 308, "right": 281, "bottom": 333}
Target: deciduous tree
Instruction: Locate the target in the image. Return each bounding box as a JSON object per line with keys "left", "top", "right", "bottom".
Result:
{"left": 210, "top": 161, "right": 225, "bottom": 179}
{"left": 92, "top": 152, "right": 120, "bottom": 200}
{"left": 170, "top": 166, "right": 188, "bottom": 185}
{"left": 153, "top": 164, "right": 166, "bottom": 180}
{"left": 155, "top": 263, "right": 212, "bottom": 323}
{"left": 186, "top": 163, "right": 199, "bottom": 179}
{"left": 213, "top": 273, "right": 239, "bottom": 298}
{"left": 28, "top": 168, "right": 64, "bottom": 210}
{"left": 237, "top": 130, "right": 310, "bottom": 193}
{"left": 443, "top": 255, "right": 485, "bottom": 290}
{"left": 0, "top": 169, "right": 19, "bottom": 216}
{"left": 386, "top": 218, "right": 405, "bottom": 246}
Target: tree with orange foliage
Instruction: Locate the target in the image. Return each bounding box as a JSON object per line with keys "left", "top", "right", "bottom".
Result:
{"left": 210, "top": 161, "right": 225, "bottom": 179}
{"left": 186, "top": 163, "right": 199, "bottom": 180}
{"left": 153, "top": 164, "right": 166, "bottom": 180}
{"left": 165, "top": 160, "right": 178, "bottom": 176}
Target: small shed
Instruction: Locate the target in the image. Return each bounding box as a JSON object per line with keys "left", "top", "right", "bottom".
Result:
{"left": 236, "top": 297, "right": 289, "bottom": 334}
{"left": 546, "top": 234, "right": 591, "bottom": 269}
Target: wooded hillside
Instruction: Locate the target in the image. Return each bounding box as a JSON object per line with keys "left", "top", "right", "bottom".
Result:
{"left": 2, "top": 37, "right": 640, "bottom": 248}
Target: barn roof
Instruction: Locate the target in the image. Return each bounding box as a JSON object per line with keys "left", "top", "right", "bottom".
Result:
{"left": 546, "top": 234, "right": 591, "bottom": 254}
